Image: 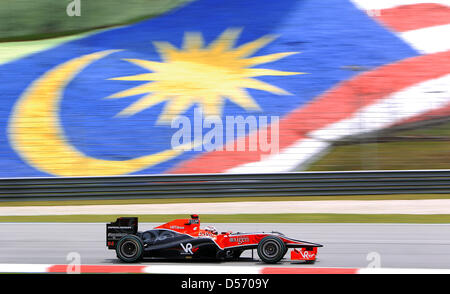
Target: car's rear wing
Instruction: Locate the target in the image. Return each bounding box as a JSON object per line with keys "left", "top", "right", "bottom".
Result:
{"left": 106, "top": 217, "right": 138, "bottom": 249}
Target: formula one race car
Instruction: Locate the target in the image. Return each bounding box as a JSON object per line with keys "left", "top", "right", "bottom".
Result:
{"left": 106, "top": 215, "right": 323, "bottom": 264}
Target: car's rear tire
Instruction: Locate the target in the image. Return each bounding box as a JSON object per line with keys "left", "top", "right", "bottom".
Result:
{"left": 257, "top": 236, "right": 286, "bottom": 264}
{"left": 116, "top": 235, "right": 144, "bottom": 263}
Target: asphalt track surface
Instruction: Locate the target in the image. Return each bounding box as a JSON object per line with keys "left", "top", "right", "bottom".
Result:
{"left": 1, "top": 223, "right": 449, "bottom": 269}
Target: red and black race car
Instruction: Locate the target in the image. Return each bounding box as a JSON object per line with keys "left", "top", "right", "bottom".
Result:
{"left": 106, "top": 215, "right": 322, "bottom": 264}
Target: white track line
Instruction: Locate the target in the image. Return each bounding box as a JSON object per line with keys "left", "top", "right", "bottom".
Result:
{"left": 1, "top": 199, "right": 450, "bottom": 215}
{"left": 0, "top": 264, "right": 51, "bottom": 273}
{"left": 143, "top": 265, "right": 261, "bottom": 274}
{"left": 0, "top": 263, "right": 449, "bottom": 274}
{"left": 358, "top": 267, "right": 450, "bottom": 274}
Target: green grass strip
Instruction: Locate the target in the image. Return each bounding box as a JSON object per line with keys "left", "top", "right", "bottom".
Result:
{"left": 305, "top": 121, "right": 450, "bottom": 171}
{"left": 0, "top": 28, "right": 109, "bottom": 65}
{"left": 1, "top": 214, "right": 449, "bottom": 223}
{"left": 0, "top": 0, "right": 193, "bottom": 42}
{"left": 1, "top": 194, "right": 449, "bottom": 207}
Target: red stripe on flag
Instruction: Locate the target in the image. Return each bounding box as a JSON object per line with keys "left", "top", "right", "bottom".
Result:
{"left": 168, "top": 50, "right": 450, "bottom": 174}
{"left": 376, "top": 3, "right": 450, "bottom": 32}
{"left": 47, "top": 264, "right": 146, "bottom": 273}
{"left": 261, "top": 267, "right": 359, "bottom": 274}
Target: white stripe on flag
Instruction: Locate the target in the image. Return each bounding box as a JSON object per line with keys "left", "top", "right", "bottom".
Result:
{"left": 310, "top": 73, "right": 450, "bottom": 141}
{"left": 400, "top": 24, "right": 450, "bottom": 54}
{"left": 227, "top": 74, "right": 450, "bottom": 173}
{"left": 227, "top": 138, "right": 330, "bottom": 173}
{"left": 350, "top": 0, "right": 450, "bottom": 11}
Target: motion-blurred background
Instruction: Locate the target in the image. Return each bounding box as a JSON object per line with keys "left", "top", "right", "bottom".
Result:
{"left": 0, "top": 1, "right": 450, "bottom": 273}
{"left": 0, "top": 0, "right": 449, "bottom": 177}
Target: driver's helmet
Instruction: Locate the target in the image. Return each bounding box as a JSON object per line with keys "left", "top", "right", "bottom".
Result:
{"left": 204, "top": 225, "right": 218, "bottom": 235}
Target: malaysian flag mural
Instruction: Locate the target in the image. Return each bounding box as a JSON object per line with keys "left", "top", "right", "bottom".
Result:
{"left": 0, "top": 0, "right": 449, "bottom": 177}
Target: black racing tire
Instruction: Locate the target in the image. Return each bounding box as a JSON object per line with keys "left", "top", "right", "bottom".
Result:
{"left": 257, "top": 236, "right": 287, "bottom": 264}
{"left": 116, "top": 235, "right": 144, "bottom": 263}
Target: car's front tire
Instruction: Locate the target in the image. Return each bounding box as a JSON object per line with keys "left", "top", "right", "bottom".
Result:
{"left": 257, "top": 236, "right": 286, "bottom": 264}
{"left": 116, "top": 235, "right": 144, "bottom": 263}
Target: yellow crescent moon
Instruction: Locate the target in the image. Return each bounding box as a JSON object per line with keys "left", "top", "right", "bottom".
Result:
{"left": 8, "top": 50, "right": 189, "bottom": 177}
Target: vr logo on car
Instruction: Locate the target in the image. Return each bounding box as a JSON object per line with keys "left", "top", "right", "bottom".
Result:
{"left": 299, "top": 251, "right": 315, "bottom": 259}
{"left": 181, "top": 243, "right": 194, "bottom": 254}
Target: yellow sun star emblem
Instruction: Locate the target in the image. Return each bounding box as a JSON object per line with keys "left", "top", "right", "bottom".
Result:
{"left": 108, "top": 28, "right": 304, "bottom": 124}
